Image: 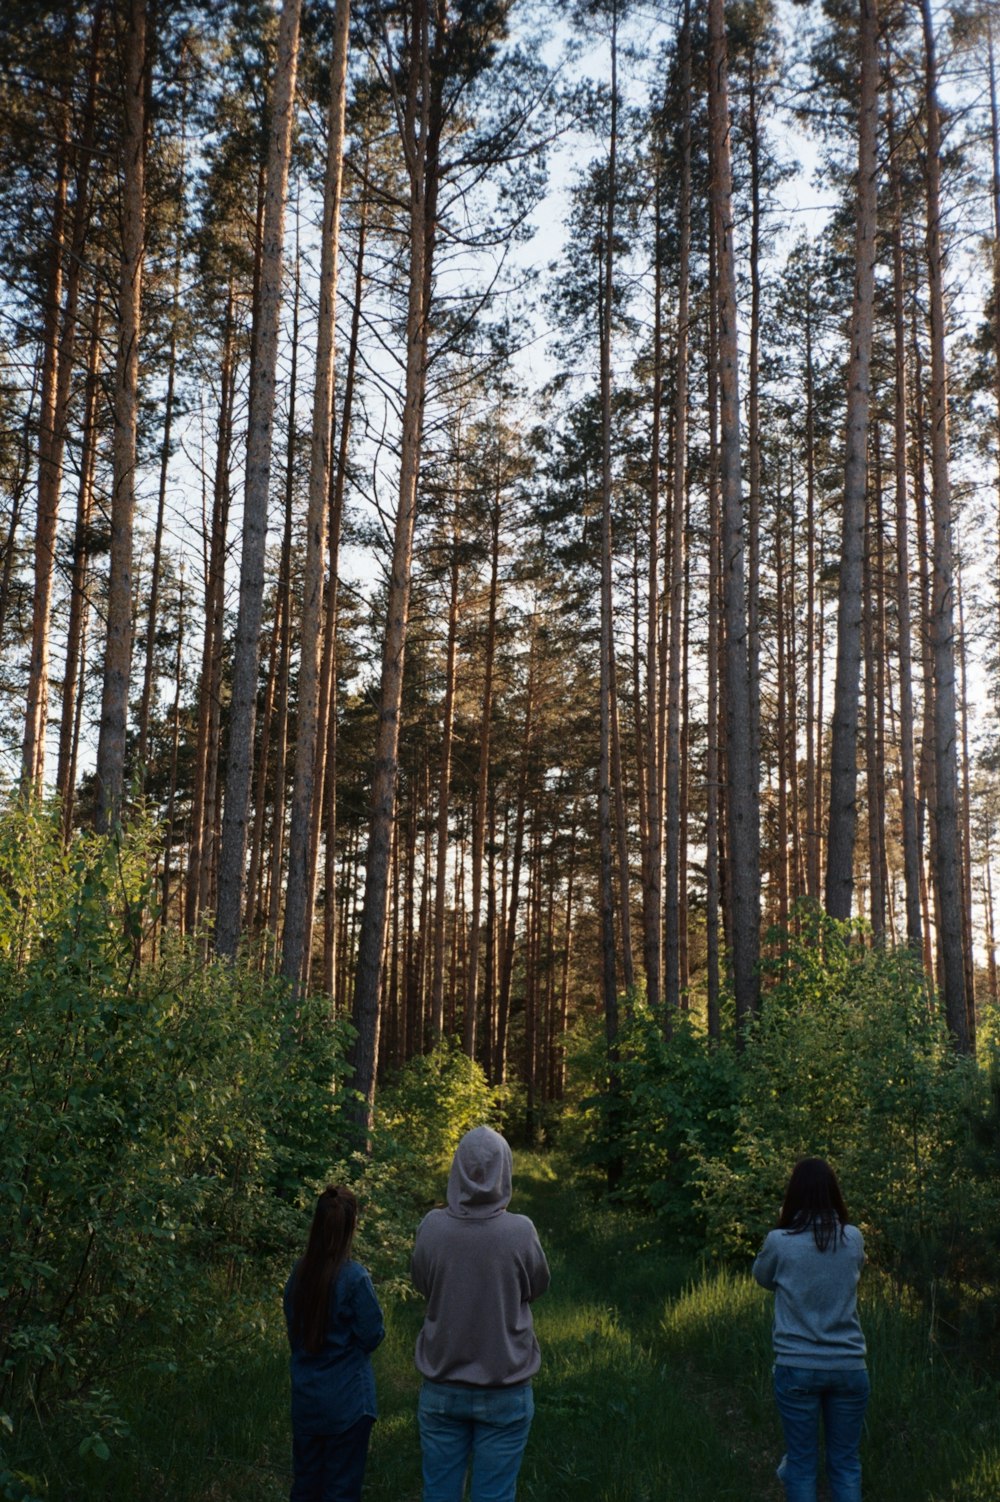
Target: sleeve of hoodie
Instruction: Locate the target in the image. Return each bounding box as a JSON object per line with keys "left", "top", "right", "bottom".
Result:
{"left": 522, "top": 1222, "right": 550, "bottom": 1302}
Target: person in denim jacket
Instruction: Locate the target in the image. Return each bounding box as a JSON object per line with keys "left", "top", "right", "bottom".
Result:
{"left": 411, "top": 1127, "right": 550, "bottom": 1502}
{"left": 753, "top": 1158, "right": 869, "bottom": 1502}
{"left": 284, "top": 1185, "right": 384, "bottom": 1502}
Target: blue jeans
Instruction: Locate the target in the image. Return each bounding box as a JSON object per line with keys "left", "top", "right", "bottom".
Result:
{"left": 291, "top": 1415, "right": 374, "bottom": 1502}
{"left": 418, "top": 1380, "right": 534, "bottom": 1502}
{"left": 773, "top": 1365, "right": 870, "bottom": 1502}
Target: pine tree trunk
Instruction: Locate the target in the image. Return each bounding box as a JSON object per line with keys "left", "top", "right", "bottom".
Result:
{"left": 281, "top": 0, "right": 351, "bottom": 990}
{"left": 161, "top": 569, "right": 186, "bottom": 932}
{"left": 351, "top": 0, "right": 432, "bottom": 1126}
{"left": 57, "top": 300, "right": 102, "bottom": 829}
{"left": 664, "top": 0, "right": 692, "bottom": 1017}
{"left": 22, "top": 111, "right": 70, "bottom": 790}
{"left": 708, "top": 0, "right": 760, "bottom": 1029}
{"left": 804, "top": 272, "right": 820, "bottom": 902}
{"left": 920, "top": 0, "right": 971, "bottom": 1050}
{"left": 598, "top": 0, "right": 622, "bottom": 1050}
{"left": 95, "top": 0, "right": 147, "bottom": 830}
{"left": 216, "top": 0, "right": 302, "bottom": 951}
{"left": 496, "top": 632, "right": 536, "bottom": 1084}
{"left": 706, "top": 212, "right": 722, "bottom": 1041}
{"left": 642, "top": 177, "right": 664, "bottom": 1013}
{"left": 186, "top": 292, "right": 237, "bottom": 932}
{"left": 887, "top": 70, "right": 923, "bottom": 952}
{"left": 465, "top": 485, "right": 500, "bottom": 1055}
{"left": 825, "top": 0, "right": 879, "bottom": 917}
{"left": 266, "top": 278, "right": 301, "bottom": 939}
{"left": 320, "top": 170, "right": 369, "bottom": 1003}
{"left": 989, "top": 23, "right": 1000, "bottom": 664}
{"left": 431, "top": 546, "right": 460, "bottom": 1035}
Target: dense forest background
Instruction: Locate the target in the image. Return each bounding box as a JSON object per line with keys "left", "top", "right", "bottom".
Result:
{"left": 3, "top": 0, "right": 1000, "bottom": 1496}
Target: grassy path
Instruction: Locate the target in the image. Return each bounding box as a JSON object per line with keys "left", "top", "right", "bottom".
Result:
{"left": 366, "top": 1154, "right": 780, "bottom": 1502}
{"left": 60, "top": 1152, "right": 1000, "bottom": 1500}
{"left": 366, "top": 1153, "right": 1000, "bottom": 1502}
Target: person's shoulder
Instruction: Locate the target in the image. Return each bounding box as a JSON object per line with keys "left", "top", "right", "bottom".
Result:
{"left": 843, "top": 1224, "right": 864, "bottom": 1248}
{"left": 414, "top": 1206, "right": 449, "bottom": 1242}
{"left": 500, "top": 1210, "right": 542, "bottom": 1239}
{"left": 344, "top": 1257, "right": 375, "bottom": 1280}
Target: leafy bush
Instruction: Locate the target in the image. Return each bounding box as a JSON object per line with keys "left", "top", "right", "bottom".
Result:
{"left": 577, "top": 908, "right": 1000, "bottom": 1338}
{"left": 694, "top": 909, "right": 983, "bottom": 1284}
{"left": 576, "top": 1006, "right": 742, "bottom": 1243}
{"left": 376, "top": 1038, "right": 508, "bottom": 1166}
{"left": 0, "top": 802, "right": 354, "bottom": 1449}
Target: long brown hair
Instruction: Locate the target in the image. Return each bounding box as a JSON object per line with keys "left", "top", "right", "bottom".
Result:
{"left": 291, "top": 1185, "right": 358, "bottom": 1353}
{"left": 777, "top": 1158, "right": 849, "bottom": 1252}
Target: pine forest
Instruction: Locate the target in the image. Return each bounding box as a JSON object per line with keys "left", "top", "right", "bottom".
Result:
{"left": 3, "top": 0, "right": 1000, "bottom": 1496}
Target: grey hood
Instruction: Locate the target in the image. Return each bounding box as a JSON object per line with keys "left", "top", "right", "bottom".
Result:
{"left": 446, "top": 1126, "right": 512, "bottom": 1219}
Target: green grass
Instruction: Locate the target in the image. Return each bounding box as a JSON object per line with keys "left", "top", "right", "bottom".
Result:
{"left": 7, "top": 1153, "right": 1000, "bottom": 1499}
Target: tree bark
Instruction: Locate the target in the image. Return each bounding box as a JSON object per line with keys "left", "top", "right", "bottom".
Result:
{"left": 708, "top": 0, "right": 760, "bottom": 1029}
{"left": 431, "top": 541, "right": 460, "bottom": 1036}
{"left": 824, "top": 0, "right": 879, "bottom": 917}
{"left": 281, "top": 0, "right": 351, "bottom": 990}
{"left": 351, "top": 0, "right": 432, "bottom": 1126}
{"left": 664, "top": 0, "right": 692, "bottom": 1018}
{"left": 215, "top": 0, "right": 302, "bottom": 952}
{"left": 887, "top": 68, "right": 923, "bottom": 952}
{"left": 598, "top": 0, "right": 622, "bottom": 1049}
{"left": 95, "top": 0, "right": 147, "bottom": 831}
{"left": 57, "top": 298, "right": 102, "bottom": 831}
{"left": 920, "top": 0, "right": 971, "bottom": 1050}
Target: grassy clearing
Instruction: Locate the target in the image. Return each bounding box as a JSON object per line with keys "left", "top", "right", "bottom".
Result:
{"left": 9, "top": 1153, "right": 1000, "bottom": 1500}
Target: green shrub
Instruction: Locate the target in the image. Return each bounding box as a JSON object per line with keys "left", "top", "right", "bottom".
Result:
{"left": 574, "top": 907, "right": 1000, "bottom": 1348}
{"left": 575, "top": 1006, "right": 742, "bottom": 1242}
{"left": 693, "top": 910, "right": 974, "bottom": 1272}
{"left": 376, "top": 1038, "right": 507, "bottom": 1166}
{"left": 0, "top": 802, "right": 354, "bottom": 1447}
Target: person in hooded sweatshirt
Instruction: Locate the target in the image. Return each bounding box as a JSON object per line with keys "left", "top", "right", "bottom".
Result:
{"left": 411, "top": 1125, "right": 550, "bottom": 1502}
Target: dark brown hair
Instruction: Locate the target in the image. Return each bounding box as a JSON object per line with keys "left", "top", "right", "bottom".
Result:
{"left": 777, "top": 1158, "right": 849, "bottom": 1252}
{"left": 291, "top": 1185, "right": 358, "bottom": 1354}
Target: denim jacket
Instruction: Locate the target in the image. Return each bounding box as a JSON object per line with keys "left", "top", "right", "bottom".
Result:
{"left": 284, "top": 1259, "right": 385, "bottom": 1434}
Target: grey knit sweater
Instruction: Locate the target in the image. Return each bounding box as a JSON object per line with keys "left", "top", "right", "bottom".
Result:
{"left": 752, "top": 1224, "right": 867, "bottom": 1369}
{"left": 411, "top": 1127, "right": 550, "bottom": 1387}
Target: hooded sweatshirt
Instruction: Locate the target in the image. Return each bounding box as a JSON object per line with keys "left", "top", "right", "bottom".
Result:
{"left": 411, "top": 1126, "right": 550, "bottom": 1387}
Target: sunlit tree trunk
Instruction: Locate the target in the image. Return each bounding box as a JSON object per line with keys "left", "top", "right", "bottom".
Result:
{"left": 22, "top": 109, "right": 69, "bottom": 790}
{"left": 57, "top": 299, "right": 102, "bottom": 831}
{"left": 887, "top": 69, "right": 922, "bottom": 952}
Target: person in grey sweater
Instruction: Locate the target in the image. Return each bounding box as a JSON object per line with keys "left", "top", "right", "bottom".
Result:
{"left": 753, "top": 1158, "right": 869, "bottom": 1502}
{"left": 411, "top": 1126, "right": 550, "bottom": 1502}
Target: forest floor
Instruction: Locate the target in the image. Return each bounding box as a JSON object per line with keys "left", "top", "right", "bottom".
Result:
{"left": 37, "top": 1152, "right": 1000, "bottom": 1501}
